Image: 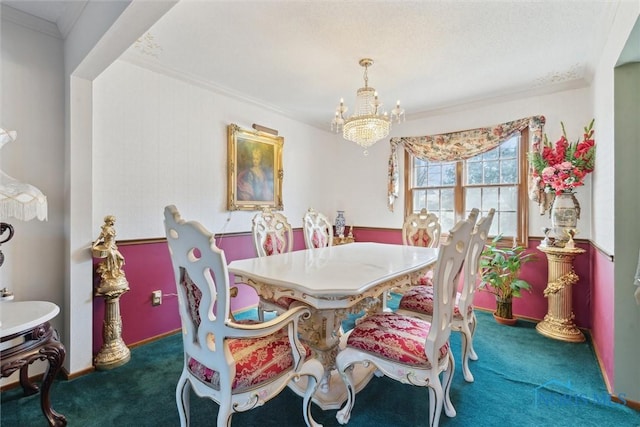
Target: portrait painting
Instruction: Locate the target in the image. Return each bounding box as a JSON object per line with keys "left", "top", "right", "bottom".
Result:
{"left": 227, "top": 124, "right": 283, "bottom": 211}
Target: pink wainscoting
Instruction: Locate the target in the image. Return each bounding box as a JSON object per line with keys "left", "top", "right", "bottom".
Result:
{"left": 353, "top": 227, "right": 402, "bottom": 245}
{"left": 93, "top": 228, "right": 597, "bottom": 355}
{"left": 590, "top": 247, "right": 615, "bottom": 388}
{"left": 92, "top": 241, "right": 178, "bottom": 354}
{"left": 92, "top": 231, "right": 308, "bottom": 354}
{"left": 473, "top": 238, "right": 592, "bottom": 328}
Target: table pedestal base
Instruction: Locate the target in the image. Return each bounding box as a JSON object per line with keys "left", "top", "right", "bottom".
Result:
{"left": 1, "top": 321, "right": 67, "bottom": 426}
{"left": 288, "top": 362, "right": 376, "bottom": 410}
{"left": 294, "top": 300, "right": 380, "bottom": 409}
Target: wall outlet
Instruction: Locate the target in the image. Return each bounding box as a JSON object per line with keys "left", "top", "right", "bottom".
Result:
{"left": 152, "top": 290, "right": 162, "bottom": 306}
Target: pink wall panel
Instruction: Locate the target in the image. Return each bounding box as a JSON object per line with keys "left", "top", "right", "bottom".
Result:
{"left": 590, "top": 248, "right": 615, "bottom": 388}
{"left": 92, "top": 230, "right": 309, "bottom": 354}
{"left": 93, "top": 242, "right": 180, "bottom": 354}
{"left": 473, "top": 238, "right": 592, "bottom": 328}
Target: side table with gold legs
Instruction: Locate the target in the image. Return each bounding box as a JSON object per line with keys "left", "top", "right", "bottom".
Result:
{"left": 536, "top": 245, "right": 586, "bottom": 342}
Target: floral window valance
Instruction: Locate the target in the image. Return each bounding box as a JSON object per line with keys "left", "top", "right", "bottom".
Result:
{"left": 387, "top": 115, "right": 546, "bottom": 211}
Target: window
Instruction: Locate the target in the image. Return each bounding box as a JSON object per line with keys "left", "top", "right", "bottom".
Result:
{"left": 405, "top": 129, "right": 529, "bottom": 245}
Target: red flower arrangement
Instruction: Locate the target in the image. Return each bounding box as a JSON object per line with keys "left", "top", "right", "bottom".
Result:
{"left": 529, "top": 119, "right": 595, "bottom": 195}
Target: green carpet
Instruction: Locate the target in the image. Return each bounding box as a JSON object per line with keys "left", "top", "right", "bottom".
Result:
{"left": 2, "top": 308, "right": 639, "bottom": 426}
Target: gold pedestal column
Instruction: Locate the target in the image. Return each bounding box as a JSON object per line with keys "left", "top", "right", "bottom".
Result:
{"left": 92, "top": 215, "right": 131, "bottom": 369}
{"left": 536, "top": 245, "right": 586, "bottom": 342}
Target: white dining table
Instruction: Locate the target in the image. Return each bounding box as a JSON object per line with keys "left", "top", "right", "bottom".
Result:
{"left": 228, "top": 242, "right": 438, "bottom": 409}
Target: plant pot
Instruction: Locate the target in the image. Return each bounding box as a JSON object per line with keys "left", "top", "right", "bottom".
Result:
{"left": 493, "top": 312, "right": 518, "bottom": 326}
{"left": 495, "top": 297, "right": 513, "bottom": 319}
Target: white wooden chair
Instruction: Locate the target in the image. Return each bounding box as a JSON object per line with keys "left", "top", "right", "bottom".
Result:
{"left": 403, "top": 208, "right": 442, "bottom": 248}
{"left": 252, "top": 207, "right": 295, "bottom": 320}
{"left": 335, "top": 214, "right": 476, "bottom": 427}
{"left": 397, "top": 208, "right": 495, "bottom": 383}
{"left": 164, "top": 205, "right": 323, "bottom": 427}
{"left": 402, "top": 208, "right": 442, "bottom": 287}
{"left": 302, "top": 208, "right": 333, "bottom": 249}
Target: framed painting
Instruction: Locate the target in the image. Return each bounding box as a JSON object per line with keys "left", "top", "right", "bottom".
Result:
{"left": 227, "top": 123, "right": 284, "bottom": 211}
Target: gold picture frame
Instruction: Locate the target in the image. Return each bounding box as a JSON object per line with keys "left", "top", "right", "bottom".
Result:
{"left": 227, "top": 123, "right": 284, "bottom": 211}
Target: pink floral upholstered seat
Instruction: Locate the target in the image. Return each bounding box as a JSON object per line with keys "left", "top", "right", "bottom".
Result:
{"left": 398, "top": 209, "right": 495, "bottom": 383}
{"left": 335, "top": 213, "right": 476, "bottom": 427}
{"left": 164, "top": 205, "right": 323, "bottom": 427}
{"left": 187, "top": 326, "right": 313, "bottom": 392}
{"left": 398, "top": 285, "right": 471, "bottom": 319}
{"left": 345, "top": 312, "right": 449, "bottom": 367}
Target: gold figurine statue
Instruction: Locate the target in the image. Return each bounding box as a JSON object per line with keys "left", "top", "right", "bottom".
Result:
{"left": 93, "top": 215, "right": 129, "bottom": 295}
{"left": 92, "top": 215, "right": 130, "bottom": 369}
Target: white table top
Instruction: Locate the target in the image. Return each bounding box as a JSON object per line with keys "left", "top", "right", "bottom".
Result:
{"left": 0, "top": 301, "right": 60, "bottom": 338}
{"left": 228, "top": 242, "right": 438, "bottom": 297}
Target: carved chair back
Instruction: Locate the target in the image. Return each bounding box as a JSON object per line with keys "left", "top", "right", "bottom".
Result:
{"left": 402, "top": 208, "right": 442, "bottom": 248}
{"left": 302, "top": 208, "right": 333, "bottom": 249}
{"left": 252, "top": 207, "right": 293, "bottom": 257}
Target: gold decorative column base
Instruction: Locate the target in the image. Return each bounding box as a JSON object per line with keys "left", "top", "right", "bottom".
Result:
{"left": 94, "top": 293, "right": 131, "bottom": 370}
{"left": 536, "top": 314, "right": 585, "bottom": 343}
{"left": 536, "top": 245, "right": 586, "bottom": 343}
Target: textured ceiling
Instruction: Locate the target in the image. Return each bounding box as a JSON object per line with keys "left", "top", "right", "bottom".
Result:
{"left": 6, "top": 1, "right": 626, "bottom": 132}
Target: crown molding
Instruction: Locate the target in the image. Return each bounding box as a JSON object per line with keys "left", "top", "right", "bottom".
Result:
{"left": 118, "top": 51, "right": 301, "bottom": 123}
{"left": 406, "top": 78, "right": 590, "bottom": 122}
{"left": 56, "top": 1, "right": 87, "bottom": 39}
{"left": 1, "top": 4, "right": 61, "bottom": 39}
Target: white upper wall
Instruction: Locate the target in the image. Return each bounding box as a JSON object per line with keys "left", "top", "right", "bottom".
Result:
{"left": 591, "top": 3, "right": 640, "bottom": 255}
{"left": 93, "top": 60, "right": 337, "bottom": 238}
{"left": 94, "top": 56, "right": 594, "bottom": 241}
{"left": 0, "top": 12, "right": 65, "bottom": 322}
{"left": 0, "top": 9, "right": 66, "bottom": 387}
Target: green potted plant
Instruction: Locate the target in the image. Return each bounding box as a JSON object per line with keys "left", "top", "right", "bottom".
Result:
{"left": 479, "top": 236, "right": 537, "bottom": 325}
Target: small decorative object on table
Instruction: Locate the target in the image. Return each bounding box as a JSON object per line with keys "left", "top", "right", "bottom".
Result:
{"left": 333, "top": 227, "right": 355, "bottom": 246}
{"left": 540, "top": 227, "right": 553, "bottom": 247}
{"left": 564, "top": 228, "right": 577, "bottom": 249}
{"left": 334, "top": 210, "right": 346, "bottom": 237}
{"left": 529, "top": 119, "right": 595, "bottom": 244}
{"left": 0, "top": 287, "right": 13, "bottom": 301}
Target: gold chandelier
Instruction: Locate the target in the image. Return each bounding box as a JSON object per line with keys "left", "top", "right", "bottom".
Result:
{"left": 331, "top": 58, "right": 405, "bottom": 154}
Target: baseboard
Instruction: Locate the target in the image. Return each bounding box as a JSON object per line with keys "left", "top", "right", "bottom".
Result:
{"left": 612, "top": 394, "right": 640, "bottom": 411}
{"left": 128, "top": 328, "right": 181, "bottom": 349}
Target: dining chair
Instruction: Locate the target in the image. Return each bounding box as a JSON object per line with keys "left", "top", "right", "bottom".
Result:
{"left": 334, "top": 214, "right": 476, "bottom": 427}
{"left": 302, "top": 208, "right": 333, "bottom": 249}
{"left": 252, "top": 207, "right": 295, "bottom": 320}
{"left": 403, "top": 208, "right": 442, "bottom": 248}
{"left": 164, "top": 205, "right": 324, "bottom": 427}
{"left": 397, "top": 208, "right": 495, "bottom": 383}
{"left": 402, "top": 208, "right": 442, "bottom": 287}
